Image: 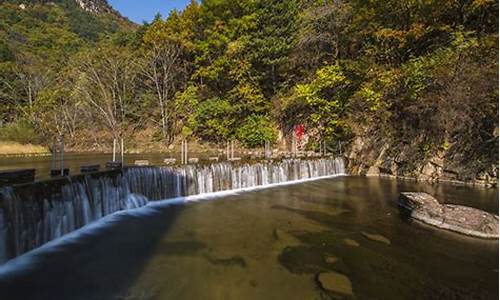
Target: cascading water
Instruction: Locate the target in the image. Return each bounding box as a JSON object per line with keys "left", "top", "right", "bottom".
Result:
{"left": 0, "top": 158, "right": 345, "bottom": 264}
{"left": 123, "top": 158, "right": 345, "bottom": 198}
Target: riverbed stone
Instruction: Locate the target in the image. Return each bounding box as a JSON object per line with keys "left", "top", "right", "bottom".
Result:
{"left": 324, "top": 254, "right": 338, "bottom": 264}
{"left": 316, "top": 272, "right": 353, "bottom": 296}
{"left": 399, "top": 192, "right": 499, "bottom": 239}
{"left": 273, "top": 228, "right": 301, "bottom": 246}
{"left": 343, "top": 238, "right": 360, "bottom": 247}
{"left": 361, "top": 232, "right": 391, "bottom": 245}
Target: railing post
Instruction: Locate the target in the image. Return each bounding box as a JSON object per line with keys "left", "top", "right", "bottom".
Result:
{"left": 112, "top": 138, "right": 116, "bottom": 162}
{"left": 181, "top": 140, "right": 187, "bottom": 164}
{"left": 51, "top": 138, "right": 56, "bottom": 170}
{"left": 60, "top": 135, "right": 64, "bottom": 176}
{"left": 231, "top": 140, "right": 234, "bottom": 160}
{"left": 121, "top": 138, "right": 124, "bottom": 164}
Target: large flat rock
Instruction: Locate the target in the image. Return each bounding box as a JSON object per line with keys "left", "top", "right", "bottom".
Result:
{"left": 399, "top": 192, "right": 498, "bottom": 239}
{"left": 316, "top": 272, "right": 354, "bottom": 296}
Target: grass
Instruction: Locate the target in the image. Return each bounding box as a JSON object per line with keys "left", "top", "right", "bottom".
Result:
{"left": 0, "top": 141, "right": 49, "bottom": 156}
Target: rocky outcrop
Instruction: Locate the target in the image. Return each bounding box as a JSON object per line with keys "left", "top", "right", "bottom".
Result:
{"left": 346, "top": 134, "right": 498, "bottom": 187}
{"left": 18, "top": 0, "right": 125, "bottom": 18}
{"left": 399, "top": 192, "right": 499, "bottom": 239}
{"left": 73, "top": 0, "right": 122, "bottom": 16}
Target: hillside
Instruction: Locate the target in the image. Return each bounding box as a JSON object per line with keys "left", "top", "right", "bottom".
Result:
{"left": 0, "top": 0, "right": 136, "bottom": 128}
{"left": 0, "top": 0, "right": 498, "bottom": 185}
{"left": 0, "top": 0, "right": 134, "bottom": 38}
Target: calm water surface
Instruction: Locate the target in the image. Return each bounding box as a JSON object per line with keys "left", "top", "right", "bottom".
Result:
{"left": 0, "top": 152, "right": 218, "bottom": 180}
{"left": 0, "top": 177, "right": 498, "bottom": 300}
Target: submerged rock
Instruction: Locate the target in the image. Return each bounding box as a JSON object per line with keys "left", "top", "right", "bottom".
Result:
{"left": 316, "top": 272, "right": 354, "bottom": 296}
{"left": 324, "top": 254, "right": 338, "bottom": 264}
{"left": 399, "top": 192, "right": 499, "bottom": 239}
{"left": 343, "top": 238, "right": 360, "bottom": 247}
{"left": 204, "top": 254, "right": 247, "bottom": 268}
{"left": 361, "top": 232, "right": 391, "bottom": 245}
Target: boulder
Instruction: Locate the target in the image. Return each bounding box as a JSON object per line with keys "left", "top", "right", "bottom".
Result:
{"left": 316, "top": 272, "right": 354, "bottom": 296}
{"left": 399, "top": 192, "right": 499, "bottom": 239}
{"left": 366, "top": 165, "right": 380, "bottom": 177}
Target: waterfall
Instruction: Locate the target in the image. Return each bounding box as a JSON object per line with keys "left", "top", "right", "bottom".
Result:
{"left": 0, "top": 158, "right": 345, "bottom": 264}
{"left": 122, "top": 158, "right": 345, "bottom": 199}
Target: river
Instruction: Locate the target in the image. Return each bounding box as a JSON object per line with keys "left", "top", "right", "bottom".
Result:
{"left": 0, "top": 176, "right": 497, "bottom": 300}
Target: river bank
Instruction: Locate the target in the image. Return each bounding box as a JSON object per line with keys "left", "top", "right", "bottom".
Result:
{"left": 0, "top": 142, "right": 49, "bottom": 156}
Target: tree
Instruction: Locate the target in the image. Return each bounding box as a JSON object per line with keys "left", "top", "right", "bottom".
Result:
{"left": 292, "top": 0, "right": 353, "bottom": 73}
{"left": 283, "top": 64, "right": 352, "bottom": 143}
{"left": 0, "top": 53, "right": 55, "bottom": 126}
{"left": 249, "top": 0, "right": 299, "bottom": 96}
{"left": 73, "top": 43, "right": 139, "bottom": 151}
{"left": 34, "top": 84, "right": 84, "bottom": 140}
{"left": 236, "top": 114, "right": 277, "bottom": 148}
{"left": 141, "top": 19, "right": 185, "bottom": 144}
{"left": 190, "top": 97, "right": 236, "bottom": 144}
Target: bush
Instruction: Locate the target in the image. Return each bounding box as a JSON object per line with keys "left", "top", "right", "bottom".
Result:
{"left": 0, "top": 121, "right": 42, "bottom": 144}
{"left": 236, "top": 115, "right": 277, "bottom": 148}
{"left": 191, "top": 98, "right": 236, "bottom": 143}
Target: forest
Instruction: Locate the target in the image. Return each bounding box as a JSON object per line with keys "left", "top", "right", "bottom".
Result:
{"left": 0, "top": 0, "right": 498, "bottom": 177}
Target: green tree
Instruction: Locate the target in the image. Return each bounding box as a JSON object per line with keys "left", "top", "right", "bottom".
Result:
{"left": 236, "top": 114, "right": 277, "bottom": 148}
{"left": 283, "top": 64, "right": 352, "bottom": 142}
{"left": 190, "top": 97, "right": 236, "bottom": 143}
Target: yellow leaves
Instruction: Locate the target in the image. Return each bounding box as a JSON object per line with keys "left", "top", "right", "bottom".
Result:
{"left": 378, "top": 69, "right": 400, "bottom": 88}
{"left": 143, "top": 20, "right": 172, "bottom": 46}
{"left": 143, "top": 15, "right": 194, "bottom": 50}
{"left": 451, "top": 31, "right": 479, "bottom": 51}
{"left": 289, "top": 64, "right": 347, "bottom": 108}
{"left": 231, "top": 82, "right": 266, "bottom": 112}
{"left": 472, "top": 0, "right": 496, "bottom": 9}
{"left": 236, "top": 83, "right": 258, "bottom": 99}
{"left": 375, "top": 28, "right": 407, "bottom": 45}
{"left": 295, "top": 83, "right": 316, "bottom": 99}
{"left": 36, "top": 88, "right": 62, "bottom": 109}
{"left": 292, "top": 64, "right": 348, "bottom": 109}
{"left": 407, "top": 23, "right": 426, "bottom": 40}
{"left": 357, "top": 85, "right": 384, "bottom": 112}
{"left": 375, "top": 23, "right": 426, "bottom": 49}
{"left": 354, "top": 68, "right": 399, "bottom": 112}
{"left": 226, "top": 40, "right": 245, "bottom": 57}
{"left": 174, "top": 85, "right": 199, "bottom": 110}
{"left": 315, "top": 64, "right": 347, "bottom": 89}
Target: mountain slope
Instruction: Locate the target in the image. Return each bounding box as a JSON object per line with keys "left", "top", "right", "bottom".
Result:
{"left": 0, "top": 0, "right": 137, "bottom": 128}
{"left": 2, "top": 0, "right": 120, "bottom": 16}
{"left": 0, "top": 0, "right": 135, "bottom": 39}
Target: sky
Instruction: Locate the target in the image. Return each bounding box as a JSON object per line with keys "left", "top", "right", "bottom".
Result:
{"left": 108, "top": 0, "right": 192, "bottom": 24}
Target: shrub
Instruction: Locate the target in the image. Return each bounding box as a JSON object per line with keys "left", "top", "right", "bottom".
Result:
{"left": 0, "top": 121, "right": 42, "bottom": 144}
{"left": 236, "top": 115, "right": 277, "bottom": 148}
